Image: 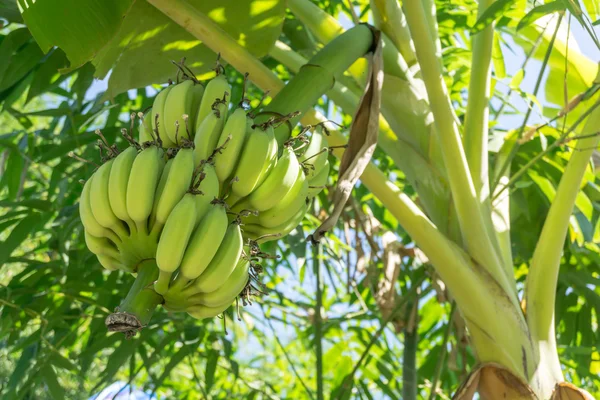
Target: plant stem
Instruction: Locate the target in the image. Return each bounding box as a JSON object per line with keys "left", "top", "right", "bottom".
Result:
{"left": 403, "top": 0, "right": 516, "bottom": 303}
{"left": 287, "top": 0, "right": 409, "bottom": 80}
{"left": 105, "top": 259, "right": 162, "bottom": 337}
{"left": 369, "top": 0, "right": 417, "bottom": 66}
{"left": 262, "top": 24, "right": 374, "bottom": 144}
{"left": 313, "top": 243, "right": 324, "bottom": 400}
{"left": 464, "top": 0, "right": 494, "bottom": 198}
{"left": 428, "top": 302, "right": 456, "bottom": 400}
{"left": 525, "top": 106, "right": 600, "bottom": 397}
{"left": 402, "top": 295, "right": 419, "bottom": 400}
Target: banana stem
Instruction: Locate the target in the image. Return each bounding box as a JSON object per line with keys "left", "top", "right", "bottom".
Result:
{"left": 105, "top": 259, "right": 162, "bottom": 337}
{"left": 525, "top": 107, "right": 600, "bottom": 394}
{"left": 403, "top": 0, "right": 516, "bottom": 303}
{"left": 262, "top": 24, "right": 374, "bottom": 145}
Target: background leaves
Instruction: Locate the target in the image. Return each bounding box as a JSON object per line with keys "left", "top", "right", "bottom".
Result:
{"left": 1, "top": 0, "right": 600, "bottom": 399}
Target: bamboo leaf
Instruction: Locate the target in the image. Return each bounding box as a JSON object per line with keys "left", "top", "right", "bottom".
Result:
{"left": 0, "top": 212, "right": 45, "bottom": 267}
{"left": 0, "top": 199, "right": 52, "bottom": 211}
{"left": 517, "top": 1, "right": 566, "bottom": 31}
{"left": 205, "top": 349, "right": 219, "bottom": 392}
{"left": 40, "top": 365, "right": 65, "bottom": 399}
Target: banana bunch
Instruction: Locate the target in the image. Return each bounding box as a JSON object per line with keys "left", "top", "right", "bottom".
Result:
{"left": 230, "top": 127, "right": 330, "bottom": 243}
{"left": 78, "top": 70, "right": 331, "bottom": 325}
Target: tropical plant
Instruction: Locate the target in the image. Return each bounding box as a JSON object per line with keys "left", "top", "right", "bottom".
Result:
{"left": 1, "top": 0, "right": 599, "bottom": 399}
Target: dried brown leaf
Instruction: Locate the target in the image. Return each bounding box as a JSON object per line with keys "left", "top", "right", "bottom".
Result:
{"left": 453, "top": 363, "right": 537, "bottom": 400}
{"left": 310, "top": 27, "right": 383, "bottom": 242}
{"left": 551, "top": 382, "right": 595, "bottom": 400}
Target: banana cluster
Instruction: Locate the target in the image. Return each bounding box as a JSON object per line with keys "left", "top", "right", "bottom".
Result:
{"left": 79, "top": 73, "right": 330, "bottom": 321}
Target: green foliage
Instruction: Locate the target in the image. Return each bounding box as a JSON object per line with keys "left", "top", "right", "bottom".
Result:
{"left": 1, "top": 0, "right": 600, "bottom": 399}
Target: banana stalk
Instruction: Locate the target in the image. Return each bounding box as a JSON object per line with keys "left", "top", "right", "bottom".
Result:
{"left": 261, "top": 24, "right": 374, "bottom": 145}
{"left": 105, "top": 259, "right": 162, "bottom": 338}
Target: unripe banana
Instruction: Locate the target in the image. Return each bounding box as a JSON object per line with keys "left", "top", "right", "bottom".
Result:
{"left": 148, "top": 158, "right": 173, "bottom": 232}
{"left": 258, "top": 168, "right": 308, "bottom": 228}
{"left": 301, "top": 128, "right": 329, "bottom": 179}
{"left": 196, "top": 74, "right": 230, "bottom": 128}
{"left": 255, "top": 125, "right": 279, "bottom": 188}
{"left": 230, "top": 124, "right": 273, "bottom": 198}
{"left": 90, "top": 159, "right": 129, "bottom": 239}
{"left": 79, "top": 176, "right": 121, "bottom": 244}
{"left": 244, "top": 203, "right": 308, "bottom": 243}
{"left": 155, "top": 193, "right": 198, "bottom": 294}
{"left": 139, "top": 108, "right": 154, "bottom": 143}
{"left": 308, "top": 160, "right": 329, "bottom": 199}
{"left": 189, "top": 82, "right": 205, "bottom": 130}
{"left": 97, "top": 254, "right": 129, "bottom": 272}
{"left": 108, "top": 146, "right": 138, "bottom": 233}
{"left": 193, "top": 102, "right": 228, "bottom": 164}
{"left": 152, "top": 85, "right": 177, "bottom": 148}
{"left": 184, "top": 223, "right": 243, "bottom": 294}
{"left": 84, "top": 230, "right": 120, "bottom": 260}
{"left": 187, "top": 301, "right": 231, "bottom": 320}
{"left": 149, "top": 148, "right": 195, "bottom": 236}
{"left": 192, "top": 163, "right": 220, "bottom": 224}
{"left": 126, "top": 146, "right": 165, "bottom": 234}
{"left": 164, "top": 80, "right": 195, "bottom": 145}
{"left": 188, "top": 258, "right": 249, "bottom": 308}
{"left": 174, "top": 203, "right": 229, "bottom": 286}
{"left": 167, "top": 204, "right": 229, "bottom": 296}
{"left": 244, "top": 146, "right": 300, "bottom": 212}
{"left": 214, "top": 108, "right": 248, "bottom": 183}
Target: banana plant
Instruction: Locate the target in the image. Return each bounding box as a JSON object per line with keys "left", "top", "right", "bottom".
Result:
{"left": 11, "top": 0, "right": 600, "bottom": 398}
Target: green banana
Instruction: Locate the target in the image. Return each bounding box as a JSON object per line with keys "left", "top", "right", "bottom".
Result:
{"left": 84, "top": 230, "right": 121, "bottom": 260}
{"left": 193, "top": 102, "right": 228, "bottom": 165}
{"left": 183, "top": 223, "right": 243, "bottom": 294}
{"left": 79, "top": 176, "right": 121, "bottom": 244}
{"left": 155, "top": 193, "right": 198, "bottom": 294}
{"left": 149, "top": 148, "right": 195, "bottom": 236}
{"left": 97, "top": 254, "right": 129, "bottom": 273}
{"left": 244, "top": 146, "right": 300, "bottom": 212}
{"left": 230, "top": 123, "right": 273, "bottom": 198}
{"left": 148, "top": 158, "right": 173, "bottom": 232}
{"left": 301, "top": 128, "right": 329, "bottom": 179}
{"left": 214, "top": 107, "right": 248, "bottom": 183}
{"left": 308, "top": 160, "right": 329, "bottom": 199}
{"left": 164, "top": 80, "right": 195, "bottom": 145}
{"left": 188, "top": 258, "right": 249, "bottom": 308}
{"left": 139, "top": 108, "right": 154, "bottom": 143}
{"left": 189, "top": 81, "right": 205, "bottom": 131}
{"left": 244, "top": 203, "right": 308, "bottom": 243}
{"left": 126, "top": 146, "right": 165, "bottom": 234}
{"left": 187, "top": 301, "right": 232, "bottom": 320}
{"left": 196, "top": 74, "right": 230, "bottom": 128}
{"left": 169, "top": 203, "right": 229, "bottom": 291}
{"left": 90, "top": 159, "right": 129, "bottom": 239}
{"left": 152, "top": 85, "right": 177, "bottom": 147}
{"left": 255, "top": 125, "right": 278, "bottom": 188}
{"left": 108, "top": 146, "right": 138, "bottom": 233}
{"left": 258, "top": 168, "right": 308, "bottom": 228}
{"left": 192, "top": 163, "right": 220, "bottom": 224}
